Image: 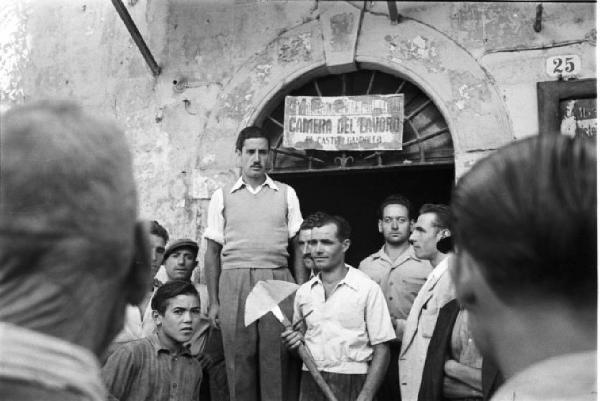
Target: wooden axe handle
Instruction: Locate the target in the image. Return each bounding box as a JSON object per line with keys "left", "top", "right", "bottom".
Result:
{"left": 280, "top": 314, "right": 339, "bottom": 401}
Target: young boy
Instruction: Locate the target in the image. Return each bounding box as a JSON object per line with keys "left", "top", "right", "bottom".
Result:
{"left": 102, "top": 281, "right": 203, "bottom": 401}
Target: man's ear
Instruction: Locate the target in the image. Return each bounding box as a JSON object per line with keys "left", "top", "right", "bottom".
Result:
{"left": 342, "top": 238, "right": 351, "bottom": 253}
{"left": 193, "top": 260, "right": 199, "bottom": 268}
{"left": 152, "top": 310, "right": 162, "bottom": 327}
{"left": 437, "top": 228, "right": 450, "bottom": 241}
{"left": 235, "top": 149, "right": 242, "bottom": 168}
{"left": 125, "top": 220, "right": 152, "bottom": 306}
{"left": 377, "top": 220, "right": 383, "bottom": 234}
{"left": 451, "top": 251, "right": 478, "bottom": 309}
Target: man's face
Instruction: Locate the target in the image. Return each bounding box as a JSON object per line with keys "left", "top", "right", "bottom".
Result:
{"left": 378, "top": 204, "right": 411, "bottom": 246}
{"left": 149, "top": 234, "right": 167, "bottom": 278}
{"left": 298, "top": 228, "right": 315, "bottom": 270}
{"left": 409, "top": 213, "right": 443, "bottom": 262}
{"left": 450, "top": 250, "right": 500, "bottom": 362}
{"left": 309, "top": 223, "right": 350, "bottom": 272}
{"left": 237, "top": 137, "right": 270, "bottom": 181}
{"left": 164, "top": 247, "right": 197, "bottom": 281}
{"left": 154, "top": 294, "right": 201, "bottom": 344}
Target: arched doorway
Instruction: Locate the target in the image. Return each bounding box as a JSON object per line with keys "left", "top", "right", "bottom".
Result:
{"left": 255, "top": 69, "right": 455, "bottom": 266}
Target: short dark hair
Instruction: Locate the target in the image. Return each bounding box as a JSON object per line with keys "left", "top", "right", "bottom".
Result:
{"left": 235, "top": 126, "right": 270, "bottom": 151}
{"left": 419, "top": 204, "right": 451, "bottom": 231}
{"left": 379, "top": 194, "right": 412, "bottom": 220}
{"left": 311, "top": 212, "right": 351, "bottom": 241}
{"left": 451, "top": 135, "right": 596, "bottom": 308}
{"left": 150, "top": 220, "right": 169, "bottom": 243}
{"left": 300, "top": 211, "right": 328, "bottom": 231}
{"left": 151, "top": 280, "right": 199, "bottom": 315}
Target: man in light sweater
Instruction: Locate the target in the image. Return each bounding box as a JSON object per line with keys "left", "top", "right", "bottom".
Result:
{"left": 204, "top": 126, "right": 306, "bottom": 401}
{"left": 399, "top": 204, "right": 455, "bottom": 401}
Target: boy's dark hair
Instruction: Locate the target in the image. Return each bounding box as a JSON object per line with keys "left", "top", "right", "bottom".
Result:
{"left": 235, "top": 126, "right": 270, "bottom": 151}
{"left": 151, "top": 280, "right": 199, "bottom": 315}
{"left": 311, "top": 212, "right": 352, "bottom": 241}
{"left": 379, "top": 194, "right": 413, "bottom": 220}
{"left": 150, "top": 220, "right": 169, "bottom": 243}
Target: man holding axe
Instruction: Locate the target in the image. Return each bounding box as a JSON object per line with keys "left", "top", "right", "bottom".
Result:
{"left": 281, "top": 213, "right": 396, "bottom": 401}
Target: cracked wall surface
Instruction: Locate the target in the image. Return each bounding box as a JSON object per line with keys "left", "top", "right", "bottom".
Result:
{"left": 0, "top": 0, "right": 595, "bottom": 277}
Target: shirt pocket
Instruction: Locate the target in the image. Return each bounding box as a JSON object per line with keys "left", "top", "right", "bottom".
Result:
{"left": 401, "top": 276, "right": 426, "bottom": 298}
{"left": 336, "top": 298, "right": 365, "bottom": 330}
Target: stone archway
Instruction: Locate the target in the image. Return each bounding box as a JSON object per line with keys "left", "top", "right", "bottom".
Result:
{"left": 202, "top": 3, "right": 513, "bottom": 178}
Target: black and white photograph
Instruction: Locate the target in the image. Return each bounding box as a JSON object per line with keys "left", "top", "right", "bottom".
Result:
{"left": 0, "top": 1, "right": 596, "bottom": 401}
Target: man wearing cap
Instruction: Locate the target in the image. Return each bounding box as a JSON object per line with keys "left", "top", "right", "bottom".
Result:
{"left": 155, "top": 239, "right": 230, "bottom": 401}
{"left": 204, "top": 126, "right": 305, "bottom": 401}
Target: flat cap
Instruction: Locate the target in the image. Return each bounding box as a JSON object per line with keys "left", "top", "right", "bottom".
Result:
{"left": 164, "top": 238, "right": 199, "bottom": 261}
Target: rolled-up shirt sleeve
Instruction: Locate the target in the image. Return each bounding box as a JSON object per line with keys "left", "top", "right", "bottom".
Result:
{"left": 365, "top": 284, "right": 397, "bottom": 345}
{"left": 286, "top": 185, "right": 303, "bottom": 238}
{"left": 203, "top": 188, "right": 224, "bottom": 245}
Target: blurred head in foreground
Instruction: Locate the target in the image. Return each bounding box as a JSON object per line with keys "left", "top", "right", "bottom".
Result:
{"left": 0, "top": 101, "right": 149, "bottom": 358}
{"left": 450, "top": 134, "right": 596, "bottom": 380}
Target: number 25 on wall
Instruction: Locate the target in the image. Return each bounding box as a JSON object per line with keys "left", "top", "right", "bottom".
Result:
{"left": 546, "top": 55, "right": 581, "bottom": 78}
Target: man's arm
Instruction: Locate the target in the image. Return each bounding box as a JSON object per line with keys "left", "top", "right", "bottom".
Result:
{"left": 356, "top": 342, "right": 390, "bottom": 401}
{"left": 290, "top": 234, "right": 308, "bottom": 284}
{"left": 205, "top": 238, "right": 222, "bottom": 328}
{"left": 101, "top": 345, "right": 137, "bottom": 401}
{"left": 443, "top": 359, "right": 483, "bottom": 396}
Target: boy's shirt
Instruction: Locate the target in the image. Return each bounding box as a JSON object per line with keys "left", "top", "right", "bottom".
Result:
{"left": 102, "top": 334, "right": 202, "bottom": 401}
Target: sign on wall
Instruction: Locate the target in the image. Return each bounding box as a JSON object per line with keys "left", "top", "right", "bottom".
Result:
{"left": 545, "top": 55, "right": 582, "bottom": 79}
{"left": 559, "top": 98, "right": 596, "bottom": 138}
{"left": 283, "top": 94, "right": 404, "bottom": 151}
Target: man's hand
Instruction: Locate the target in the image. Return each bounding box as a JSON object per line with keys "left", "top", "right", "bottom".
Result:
{"left": 196, "top": 352, "right": 216, "bottom": 369}
{"left": 443, "top": 359, "right": 483, "bottom": 398}
{"left": 281, "top": 328, "right": 304, "bottom": 350}
{"left": 442, "top": 376, "right": 483, "bottom": 399}
{"left": 208, "top": 303, "right": 220, "bottom": 329}
{"left": 392, "top": 318, "right": 406, "bottom": 340}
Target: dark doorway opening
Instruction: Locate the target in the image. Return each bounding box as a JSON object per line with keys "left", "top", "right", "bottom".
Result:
{"left": 274, "top": 165, "right": 455, "bottom": 267}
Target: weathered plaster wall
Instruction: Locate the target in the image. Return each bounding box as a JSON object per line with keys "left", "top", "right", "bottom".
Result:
{"left": 1, "top": 1, "right": 595, "bottom": 276}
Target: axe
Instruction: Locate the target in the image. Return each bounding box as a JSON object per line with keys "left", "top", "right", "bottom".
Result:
{"left": 244, "top": 280, "right": 339, "bottom": 401}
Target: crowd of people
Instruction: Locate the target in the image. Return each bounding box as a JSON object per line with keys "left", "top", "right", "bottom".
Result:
{"left": 0, "top": 100, "right": 596, "bottom": 401}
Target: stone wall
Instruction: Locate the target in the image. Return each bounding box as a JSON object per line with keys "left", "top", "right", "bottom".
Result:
{"left": 1, "top": 1, "right": 596, "bottom": 271}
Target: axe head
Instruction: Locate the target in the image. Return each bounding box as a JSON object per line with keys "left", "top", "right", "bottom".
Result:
{"left": 244, "top": 280, "right": 299, "bottom": 327}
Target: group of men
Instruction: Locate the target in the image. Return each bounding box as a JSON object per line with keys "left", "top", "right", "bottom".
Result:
{"left": 0, "top": 100, "right": 596, "bottom": 401}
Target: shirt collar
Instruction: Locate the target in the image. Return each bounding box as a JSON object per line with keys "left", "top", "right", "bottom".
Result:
{"left": 374, "top": 245, "right": 419, "bottom": 265}
{"left": 310, "top": 266, "right": 360, "bottom": 292}
{"left": 429, "top": 256, "right": 449, "bottom": 282}
{"left": 230, "top": 175, "right": 278, "bottom": 193}
{"left": 149, "top": 333, "right": 192, "bottom": 357}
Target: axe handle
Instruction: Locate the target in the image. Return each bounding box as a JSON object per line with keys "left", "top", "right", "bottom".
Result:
{"left": 280, "top": 314, "right": 339, "bottom": 401}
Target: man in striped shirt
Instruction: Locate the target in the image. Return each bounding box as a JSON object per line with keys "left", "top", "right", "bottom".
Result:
{"left": 102, "top": 281, "right": 204, "bottom": 401}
